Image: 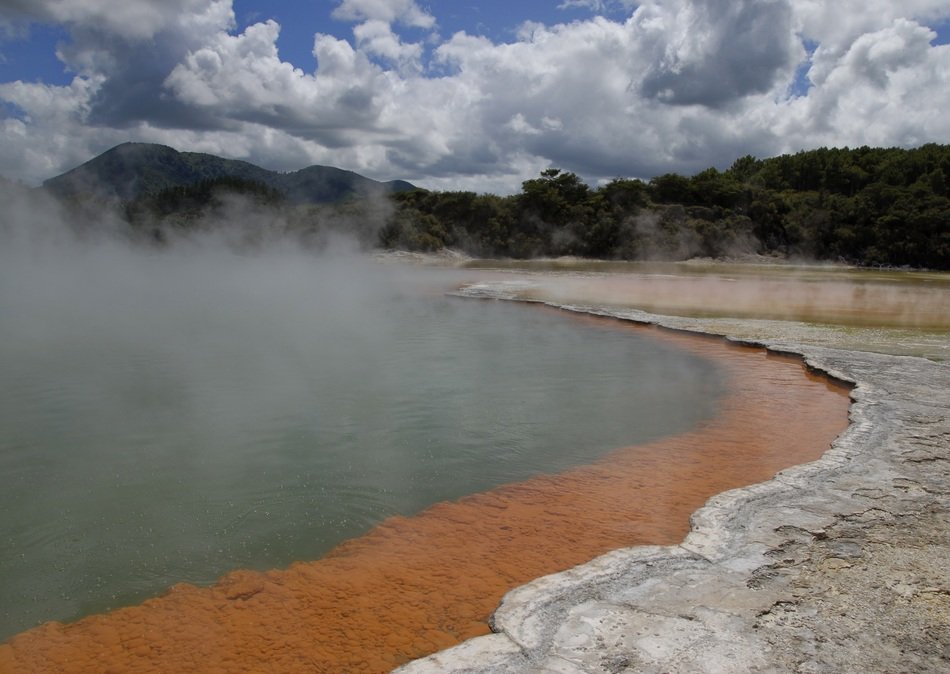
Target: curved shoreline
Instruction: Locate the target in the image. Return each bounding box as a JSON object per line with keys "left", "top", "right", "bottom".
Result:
{"left": 0, "top": 292, "right": 852, "bottom": 673}
{"left": 398, "top": 286, "right": 949, "bottom": 673}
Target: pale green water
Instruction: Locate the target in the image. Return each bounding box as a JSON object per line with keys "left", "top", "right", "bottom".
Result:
{"left": 0, "top": 247, "right": 724, "bottom": 640}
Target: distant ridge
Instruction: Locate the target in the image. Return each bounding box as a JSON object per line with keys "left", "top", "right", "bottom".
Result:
{"left": 43, "top": 143, "right": 415, "bottom": 203}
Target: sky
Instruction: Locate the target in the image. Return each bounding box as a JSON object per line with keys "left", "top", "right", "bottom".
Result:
{"left": 1, "top": 0, "right": 949, "bottom": 194}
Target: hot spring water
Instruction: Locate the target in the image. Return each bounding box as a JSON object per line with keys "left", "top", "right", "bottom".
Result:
{"left": 0, "top": 248, "right": 724, "bottom": 639}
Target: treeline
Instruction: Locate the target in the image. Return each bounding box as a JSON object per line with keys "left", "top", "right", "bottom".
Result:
{"left": 383, "top": 144, "right": 950, "bottom": 269}
{"left": 48, "top": 144, "right": 950, "bottom": 269}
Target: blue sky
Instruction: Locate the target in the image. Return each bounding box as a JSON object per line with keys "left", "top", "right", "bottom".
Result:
{"left": 234, "top": 0, "right": 617, "bottom": 77}
{"left": 1, "top": 1, "right": 949, "bottom": 192}
{"left": 2, "top": 2, "right": 634, "bottom": 86}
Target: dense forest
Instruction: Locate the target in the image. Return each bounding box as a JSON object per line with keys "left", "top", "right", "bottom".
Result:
{"left": 44, "top": 144, "right": 950, "bottom": 269}
{"left": 382, "top": 144, "right": 950, "bottom": 269}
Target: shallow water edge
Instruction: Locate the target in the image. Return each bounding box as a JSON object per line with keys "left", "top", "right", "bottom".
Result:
{"left": 397, "top": 287, "right": 950, "bottom": 673}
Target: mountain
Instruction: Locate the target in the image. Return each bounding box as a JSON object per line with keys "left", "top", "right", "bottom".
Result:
{"left": 43, "top": 143, "right": 415, "bottom": 204}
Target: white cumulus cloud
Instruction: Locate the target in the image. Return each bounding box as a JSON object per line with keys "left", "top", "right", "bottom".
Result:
{"left": 2, "top": 0, "right": 233, "bottom": 41}
{"left": 0, "top": 0, "right": 948, "bottom": 191}
{"left": 331, "top": 0, "right": 435, "bottom": 29}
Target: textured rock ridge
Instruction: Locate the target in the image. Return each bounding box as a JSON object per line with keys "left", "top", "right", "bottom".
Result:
{"left": 397, "top": 291, "right": 949, "bottom": 673}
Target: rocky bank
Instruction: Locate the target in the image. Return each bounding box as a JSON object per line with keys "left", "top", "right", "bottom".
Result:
{"left": 397, "top": 285, "right": 949, "bottom": 673}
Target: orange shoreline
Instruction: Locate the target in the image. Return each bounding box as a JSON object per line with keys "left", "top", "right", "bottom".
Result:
{"left": 0, "top": 312, "right": 851, "bottom": 674}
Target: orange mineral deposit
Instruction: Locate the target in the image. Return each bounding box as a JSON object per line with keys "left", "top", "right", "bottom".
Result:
{"left": 0, "top": 314, "right": 851, "bottom": 674}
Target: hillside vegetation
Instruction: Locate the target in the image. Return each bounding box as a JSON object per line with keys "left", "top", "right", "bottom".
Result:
{"left": 39, "top": 142, "right": 415, "bottom": 249}
{"left": 39, "top": 143, "right": 950, "bottom": 269}
{"left": 384, "top": 144, "right": 950, "bottom": 269}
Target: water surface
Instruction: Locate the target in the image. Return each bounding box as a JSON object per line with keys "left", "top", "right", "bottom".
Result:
{"left": 0, "top": 248, "right": 724, "bottom": 639}
{"left": 461, "top": 259, "right": 950, "bottom": 359}
{"left": 0, "top": 314, "right": 851, "bottom": 674}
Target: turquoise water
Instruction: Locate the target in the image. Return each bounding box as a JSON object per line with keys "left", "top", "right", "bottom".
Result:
{"left": 0, "top": 247, "right": 724, "bottom": 640}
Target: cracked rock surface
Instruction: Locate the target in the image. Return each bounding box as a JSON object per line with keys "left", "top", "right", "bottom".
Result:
{"left": 396, "top": 290, "right": 949, "bottom": 674}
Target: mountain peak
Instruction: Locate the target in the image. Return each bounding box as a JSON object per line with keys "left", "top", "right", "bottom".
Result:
{"left": 43, "top": 143, "right": 415, "bottom": 204}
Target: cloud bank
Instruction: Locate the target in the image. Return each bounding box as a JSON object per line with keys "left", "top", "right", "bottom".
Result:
{"left": 1, "top": 0, "right": 948, "bottom": 192}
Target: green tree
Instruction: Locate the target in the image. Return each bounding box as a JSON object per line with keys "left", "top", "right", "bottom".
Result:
{"left": 649, "top": 173, "right": 692, "bottom": 204}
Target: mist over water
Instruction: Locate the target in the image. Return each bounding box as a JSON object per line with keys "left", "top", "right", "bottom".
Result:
{"left": 0, "top": 203, "right": 725, "bottom": 639}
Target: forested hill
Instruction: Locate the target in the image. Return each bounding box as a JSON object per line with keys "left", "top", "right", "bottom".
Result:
{"left": 384, "top": 144, "right": 950, "bottom": 270}
{"left": 35, "top": 143, "right": 950, "bottom": 268}
{"left": 44, "top": 142, "right": 415, "bottom": 204}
